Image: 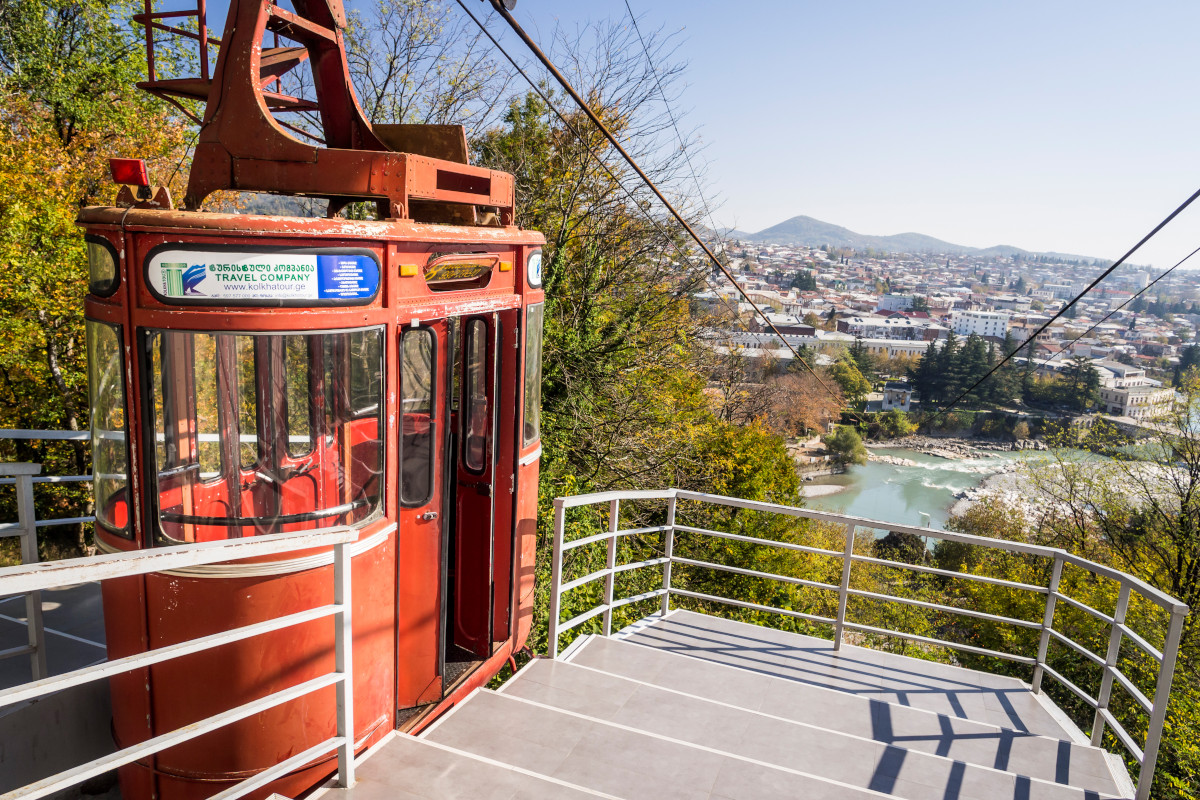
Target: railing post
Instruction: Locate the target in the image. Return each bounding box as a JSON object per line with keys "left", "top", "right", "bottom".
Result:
{"left": 333, "top": 541, "right": 355, "bottom": 789}
{"left": 11, "top": 463, "right": 48, "bottom": 680}
{"left": 833, "top": 523, "right": 855, "bottom": 652}
{"left": 1032, "top": 554, "right": 1064, "bottom": 693}
{"left": 548, "top": 498, "right": 566, "bottom": 658}
{"left": 1091, "top": 582, "right": 1131, "bottom": 747}
{"left": 660, "top": 492, "right": 677, "bottom": 616}
{"left": 602, "top": 499, "right": 619, "bottom": 637}
{"left": 1136, "top": 606, "right": 1188, "bottom": 800}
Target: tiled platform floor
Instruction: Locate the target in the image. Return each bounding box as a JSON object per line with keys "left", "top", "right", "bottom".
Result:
{"left": 325, "top": 610, "right": 1131, "bottom": 800}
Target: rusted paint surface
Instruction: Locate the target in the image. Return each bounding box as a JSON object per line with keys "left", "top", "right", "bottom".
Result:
{"left": 170, "top": 0, "right": 514, "bottom": 219}
{"left": 75, "top": 206, "right": 543, "bottom": 800}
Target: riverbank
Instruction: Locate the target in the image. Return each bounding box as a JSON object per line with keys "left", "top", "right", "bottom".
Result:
{"left": 869, "top": 435, "right": 1046, "bottom": 460}
{"left": 947, "top": 468, "right": 1028, "bottom": 518}
{"left": 800, "top": 483, "right": 849, "bottom": 498}
{"left": 800, "top": 446, "right": 1015, "bottom": 528}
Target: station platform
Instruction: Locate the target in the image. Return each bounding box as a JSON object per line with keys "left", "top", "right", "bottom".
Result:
{"left": 322, "top": 609, "right": 1133, "bottom": 800}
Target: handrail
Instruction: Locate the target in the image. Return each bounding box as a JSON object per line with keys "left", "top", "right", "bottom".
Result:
{"left": 548, "top": 487, "right": 1190, "bottom": 800}
{"left": 0, "top": 526, "right": 360, "bottom": 800}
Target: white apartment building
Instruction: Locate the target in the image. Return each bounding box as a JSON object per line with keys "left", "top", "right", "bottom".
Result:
{"left": 1100, "top": 385, "right": 1175, "bottom": 420}
{"left": 875, "top": 294, "right": 915, "bottom": 313}
{"left": 950, "top": 310, "right": 1011, "bottom": 339}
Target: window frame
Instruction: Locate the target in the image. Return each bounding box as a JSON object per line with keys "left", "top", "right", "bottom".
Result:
{"left": 460, "top": 316, "right": 490, "bottom": 475}
{"left": 85, "top": 235, "right": 121, "bottom": 298}
{"left": 87, "top": 319, "right": 132, "bottom": 537}
{"left": 139, "top": 324, "right": 387, "bottom": 545}
{"left": 522, "top": 302, "right": 544, "bottom": 448}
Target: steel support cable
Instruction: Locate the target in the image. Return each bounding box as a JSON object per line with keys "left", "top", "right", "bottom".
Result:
{"left": 924, "top": 186, "right": 1200, "bottom": 425}
{"left": 618, "top": 1, "right": 775, "bottom": 371}
{"left": 453, "top": 0, "right": 748, "bottom": 344}
{"left": 1038, "top": 243, "right": 1200, "bottom": 367}
{"left": 470, "top": 0, "right": 849, "bottom": 410}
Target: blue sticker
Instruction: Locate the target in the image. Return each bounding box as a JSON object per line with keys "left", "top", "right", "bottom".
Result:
{"left": 317, "top": 255, "right": 380, "bottom": 299}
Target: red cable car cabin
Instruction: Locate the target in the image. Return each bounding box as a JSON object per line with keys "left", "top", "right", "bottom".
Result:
{"left": 76, "top": 1, "right": 545, "bottom": 797}
{"left": 81, "top": 209, "right": 544, "bottom": 800}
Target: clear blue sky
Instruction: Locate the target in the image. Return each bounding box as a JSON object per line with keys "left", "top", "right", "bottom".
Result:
{"left": 489, "top": 1, "right": 1200, "bottom": 269}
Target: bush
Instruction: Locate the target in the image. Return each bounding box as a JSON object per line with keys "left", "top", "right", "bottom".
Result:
{"left": 876, "top": 409, "right": 916, "bottom": 439}
{"left": 823, "top": 426, "right": 868, "bottom": 466}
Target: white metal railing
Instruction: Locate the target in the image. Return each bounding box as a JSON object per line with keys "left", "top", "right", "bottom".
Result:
{"left": 0, "top": 463, "right": 48, "bottom": 680}
{"left": 549, "top": 488, "right": 1190, "bottom": 800}
{"left": 0, "top": 430, "right": 97, "bottom": 534}
{"left": 0, "top": 428, "right": 100, "bottom": 683}
{"left": 0, "top": 525, "right": 359, "bottom": 800}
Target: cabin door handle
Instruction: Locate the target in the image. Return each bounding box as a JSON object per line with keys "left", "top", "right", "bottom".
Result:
{"left": 421, "top": 511, "right": 439, "bottom": 521}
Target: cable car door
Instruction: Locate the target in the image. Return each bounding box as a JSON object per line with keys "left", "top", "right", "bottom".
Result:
{"left": 453, "top": 314, "right": 498, "bottom": 658}
{"left": 397, "top": 322, "right": 446, "bottom": 708}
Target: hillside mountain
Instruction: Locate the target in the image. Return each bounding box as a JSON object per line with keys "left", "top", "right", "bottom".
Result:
{"left": 737, "top": 215, "right": 1102, "bottom": 262}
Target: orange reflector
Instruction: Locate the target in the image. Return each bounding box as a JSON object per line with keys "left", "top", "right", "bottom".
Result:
{"left": 499, "top": 261, "right": 513, "bottom": 272}
{"left": 110, "top": 158, "right": 149, "bottom": 187}
{"left": 400, "top": 264, "right": 419, "bottom": 277}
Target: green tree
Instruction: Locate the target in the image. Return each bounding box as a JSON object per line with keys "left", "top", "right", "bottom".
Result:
{"left": 935, "top": 330, "right": 960, "bottom": 402}
{"left": 0, "top": 0, "right": 192, "bottom": 555}
{"left": 830, "top": 356, "right": 871, "bottom": 405}
{"left": 876, "top": 409, "right": 916, "bottom": 439}
{"left": 1061, "top": 356, "right": 1101, "bottom": 411}
{"left": 957, "top": 333, "right": 990, "bottom": 403}
{"left": 1174, "top": 345, "right": 1200, "bottom": 387}
{"left": 847, "top": 336, "right": 875, "bottom": 381}
{"left": 823, "top": 425, "right": 867, "bottom": 466}
{"left": 909, "top": 340, "right": 940, "bottom": 405}
{"left": 790, "top": 270, "right": 816, "bottom": 291}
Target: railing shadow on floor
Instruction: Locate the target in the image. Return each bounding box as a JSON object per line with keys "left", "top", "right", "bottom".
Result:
{"left": 548, "top": 488, "right": 1189, "bottom": 800}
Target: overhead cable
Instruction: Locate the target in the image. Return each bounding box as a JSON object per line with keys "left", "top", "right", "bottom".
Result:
{"left": 924, "top": 187, "right": 1200, "bottom": 424}
{"left": 466, "top": 0, "right": 850, "bottom": 410}
{"left": 1037, "top": 244, "right": 1200, "bottom": 367}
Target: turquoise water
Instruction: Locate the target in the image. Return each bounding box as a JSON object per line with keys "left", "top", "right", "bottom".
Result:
{"left": 803, "top": 447, "right": 1025, "bottom": 530}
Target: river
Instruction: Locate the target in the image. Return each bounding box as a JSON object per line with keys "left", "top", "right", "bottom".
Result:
{"left": 801, "top": 447, "right": 1027, "bottom": 530}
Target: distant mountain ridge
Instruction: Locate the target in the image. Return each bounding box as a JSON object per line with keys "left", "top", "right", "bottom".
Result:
{"left": 732, "top": 215, "right": 1103, "bottom": 263}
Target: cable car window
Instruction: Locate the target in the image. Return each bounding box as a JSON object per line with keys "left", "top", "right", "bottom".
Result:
{"left": 523, "top": 303, "right": 544, "bottom": 446}
{"left": 401, "top": 328, "right": 435, "bottom": 506}
{"left": 448, "top": 317, "right": 462, "bottom": 413}
{"left": 86, "top": 236, "right": 119, "bottom": 297}
{"left": 463, "top": 319, "right": 488, "bottom": 472}
{"left": 193, "top": 334, "right": 222, "bottom": 476}
{"left": 349, "top": 332, "right": 382, "bottom": 417}
{"left": 145, "top": 327, "right": 384, "bottom": 542}
{"left": 235, "top": 336, "right": 258, "bottom": 467}
{"left": 87, "top": 321, "right": 130, "bottom": 535}
{"left": 285, "top": 337, "right": 313, "bottom": 458}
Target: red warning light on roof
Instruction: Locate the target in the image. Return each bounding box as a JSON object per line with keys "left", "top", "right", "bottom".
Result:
{"left": 109, "top": 158, "right": 149, "bottom": 187}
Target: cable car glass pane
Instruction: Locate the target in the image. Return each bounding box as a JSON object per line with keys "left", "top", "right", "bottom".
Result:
{"left": 86, "top": 238, "right": 118, "bottom": 296}
{"left": 523, "top": 303, "right": 543, "bottom": 446}
{"left": 349, "top": 332, "right": 382, "bottom": 417}
{"left": 236, "top": 337, "right": 258, "bottom": 468}
{"left": 145, "top": 327, "right": 384, "bottom": 542}
{"left": 285, "top": 337, "right": 312, "bottom": 458}
{"left": 401, "top": 328, "right": 435, "bottom": 506}
{"left": 463, "top": 319, "right": 487, "bottom": 472}
{"left": 87, "top": 321, "right": 130, "bottom": 535}
{"left": 194, "top": 334, "right": 221, "bottom": 476}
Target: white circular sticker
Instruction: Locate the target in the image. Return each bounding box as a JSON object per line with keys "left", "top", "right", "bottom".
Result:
{"left": 527, "top": 251, "right": 543, "bottom": 287}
